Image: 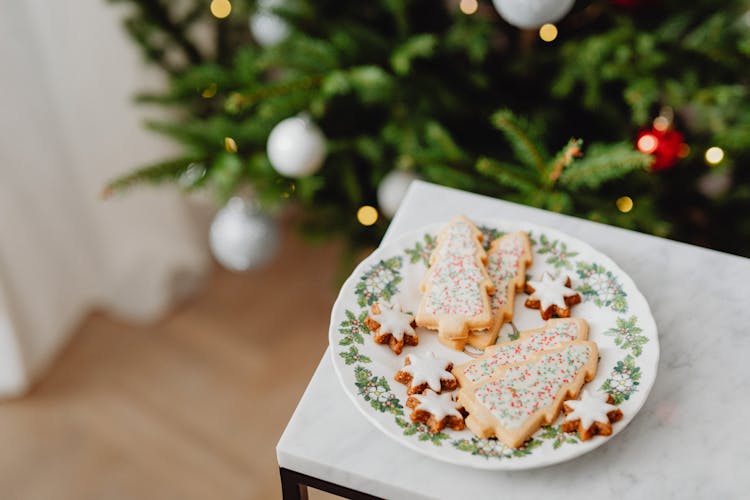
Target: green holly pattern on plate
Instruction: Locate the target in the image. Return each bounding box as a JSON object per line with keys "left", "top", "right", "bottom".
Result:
{"left": 354, "top": 256, "right": 402, "bottom": 307}
{"left": 339, "top": 346, "right": 371, "bottom": 365}
{"left": 536, "top": 234, "right": 579, "bottom": 270}
{"left": 601, "top": 355, "right": 642, "bottom": 404}
{"left": 605, "top": 316, "right": 648, "bottom": 357}
{"left": 539, "top": 425, "right": 581, "bottom": 449}
{"left": 453, "top": 437, "right": 542, "bottom": 459}
{"left": 338, "top": 309, "right": 370, "bottom": 346}
{"left": 396, "top": 417, "right": 450, "bottom": 445}
{"left": 354, "top": 365, "right": 403, "bottom": 415}
{"left": 405, "top": 233, "right": 436, "bottom": 266}
{"left": 576, "top": 261, "right": 628, "bottom": 313}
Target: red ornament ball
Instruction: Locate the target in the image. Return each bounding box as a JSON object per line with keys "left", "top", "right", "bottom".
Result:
{"left": 636, "top": 127, "right": 686, "bottom": 171}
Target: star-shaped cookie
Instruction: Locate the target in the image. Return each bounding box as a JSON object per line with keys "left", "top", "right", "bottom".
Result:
{"left": 562, "top": 389, "right": 623, "bottom": 440}
{"left": 525, "top": 272, "right": 581, "bottom": 320}
{"left": 395, "top": 351, "right": 457, "bottom": 395}
{"left": 365, "top": 302, "right": 418, "bottom": 355}
{"left": 406, "top": 390, "right": 465, "bottom": 434}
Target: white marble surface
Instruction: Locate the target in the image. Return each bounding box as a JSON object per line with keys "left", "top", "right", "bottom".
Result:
{"left": 277, "top": 181, "right": 750, "bottom": 499}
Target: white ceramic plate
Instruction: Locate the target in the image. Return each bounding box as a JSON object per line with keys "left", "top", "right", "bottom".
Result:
{"left": 329, "top": 219, "right": 659, "bottom": 470}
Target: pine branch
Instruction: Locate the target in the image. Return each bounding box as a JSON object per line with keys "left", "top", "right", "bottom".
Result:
{"left": 558, "top": 143, "right": 652, "bottom": 190}
{"left": 547, "top": 138, "right": 583, "bottom": 185}
{"left": 390, "top": 34, "right": 438, "bottom": 75}
{"left": 132, "top": 0, "right": 203, "bottom": 66}
{"left": 476, "top": 157, "right": 537, "bottom": 194}
{"left": 423, "top": 122, "right": 464, "bottom": 163}
{"left": 103, "top": 156, "right": 198, "bottom": 197}
{"left": 490, "top": 110, "right": 548, "bottom": 174}
{"left": 144, "top": 119, "right": 221, "bottom": 150}
{"left": 230, "top": 75, "right": 324, "bottom": 113}
{"left": 210, "top": 153, "right": 245, "bottom": 202}
{"left": 421, "top": 163, "right": 476, "bottom": 191}
{"left": 122, "top": 15, "right": 179, "bottom": 74}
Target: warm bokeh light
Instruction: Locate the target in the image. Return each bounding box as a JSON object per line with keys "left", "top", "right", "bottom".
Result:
{"left": 224, "top": 137, "right": 238, "bottom": 153}
{"left": 459, "top": 0, "right": 478, "bottom": 15}
{"left": 677, "top": 143, "right": 690, "bottom": 158}
{"left": 357, "top": 205, "right": 379, "bottom": 226}
{"left": 616, "top": 196, "right": 634, "bottom": 213}
{"left": 210, "top": 0, "right": 232, "bottom": 19}
{"left": 705, "top": 146, "right": 724, "bottom": 165}
{"left": 539, "top": 24, "right": 558, "bottom": 42}
{"left": 202, "top": 83, "right": 217, "bottom": 98}
{"left": 637, "top": 134, "right": 658, "bottom": 154}
{"left": 652, "top": 116, "right": 670, "bottom": 132}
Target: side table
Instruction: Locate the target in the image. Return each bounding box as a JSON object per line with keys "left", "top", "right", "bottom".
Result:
{"left": 277, "top": 181, "right": 750, "bottom": 499}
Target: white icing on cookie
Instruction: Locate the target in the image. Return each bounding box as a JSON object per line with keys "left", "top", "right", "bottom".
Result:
{"left": 527, "top": 273, "right": 577, "bottom": 311}
{"left": 564, "top": 389, "right": 619, "bottom": 430}
{"left": 401, "top": 352, "right": 454, "bottom": 393}
{"left": 412, "top": 390, "right": 462, "bottom": 420}
{"left": 372, "top": 303, "right": 415, "bottom": 341}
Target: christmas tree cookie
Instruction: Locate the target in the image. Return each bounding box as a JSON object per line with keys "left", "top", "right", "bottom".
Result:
{"left": 453, "top": 318, "right": 589, "bottom": 390}
{"left": 416, "top": 216, "right": 494, "bottom": 342}
{"left": 458, "top": 341, "right": 599, "bottom": 448}
{"left": 440, "top": 231, "right": 532, "bottom": 351}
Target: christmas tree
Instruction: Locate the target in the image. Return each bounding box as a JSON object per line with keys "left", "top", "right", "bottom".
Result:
{"left": 105, "top": 0, "right": 750, "bottom": 259}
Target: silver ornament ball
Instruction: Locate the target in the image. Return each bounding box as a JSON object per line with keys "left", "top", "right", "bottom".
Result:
{"left": 377, "top": 170, "right": 421, "bottom": 219}
{"left": 249, "top": 0, "right": 290, "bottom": 47}
{"left": 267, "top": 115, "right": 327, "bottom": 178}
{"left": 492, "top": 0, "right": 575, "bottom": 29}
{"left": 209, "top": 197, "right": 280, "bottom": 272}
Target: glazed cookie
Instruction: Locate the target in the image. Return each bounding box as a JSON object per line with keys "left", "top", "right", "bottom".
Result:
{"left": 406, "top": 390, "right": 465, "bottom": 434}
{"left": 416, "top": 216, "right": 494, "bottom": 341}
{"left": 562, "top": 389, "right": 623, "bottom": 441}
{"left": 458, "top": 341, "right": 599, "bottom": 448}
{"left": 461, "top": 231, "right": 532, "bottom": 350}
{"left": 365, "top": 302, "right": 417, "bottom": 355}
{"left": 525, "top": 273, "right": 581, "bottom": 320}
{"left": 453, "top": 318, "right": 589, "bottom": 390}
{"left": 395, "top": 351, "right": 457, "bottom": 395}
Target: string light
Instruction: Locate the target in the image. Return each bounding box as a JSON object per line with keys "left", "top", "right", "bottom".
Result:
{"left": 201, "top": 83, "right": 217, "bottom": 98}
{"left": 704, "top": 146, "right": 724, "bottom": 165}
{"left": 357, "top": 205, "right": 379, "bottom": 226}
{"left": 539, "top": 24, "right": 558, "bottom": 42}
{"left": 210, "top": 0, "right": 232, "bottom": 19}
{"left": 459, "top": 0, "right": 478, "bottom": 15}
{"left": 224, "top": 137, "right": 238, "bottom": 153}
{"left": 652, "top": 116, "right": 670, "bottom": 132}
{"left": 637, "top": 134, "right": 658, "bottom": 154}
{"left": 616, "top": 196, "right": 634, "bottom": 213}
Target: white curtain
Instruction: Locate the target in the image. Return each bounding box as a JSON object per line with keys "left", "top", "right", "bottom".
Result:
{"left": 0, "top": 0, "right": 210, "bottom": 397}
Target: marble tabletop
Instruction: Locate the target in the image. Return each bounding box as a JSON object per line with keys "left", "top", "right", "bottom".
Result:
{"left": 277, "top": 181, "right": 750, "bottom": 499}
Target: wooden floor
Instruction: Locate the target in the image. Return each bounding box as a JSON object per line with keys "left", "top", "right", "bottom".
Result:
{"left": 0, "top": 229, "right": 347, "bottom": 499}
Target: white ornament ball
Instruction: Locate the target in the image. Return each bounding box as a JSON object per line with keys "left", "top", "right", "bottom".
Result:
{"left": 267, "top": 115, "right": 327, "bottom": 178}
{"left": 377, "top": 170, "right": 421, "bottom": 219}
{"left": 492, "top": 0, "right": 575, "bottom": 29}
{"left": 249, "top": 0, "right": 290, "bottom": 47}
{"left": 209, "top": 197, "right": 280, "bottom": 272}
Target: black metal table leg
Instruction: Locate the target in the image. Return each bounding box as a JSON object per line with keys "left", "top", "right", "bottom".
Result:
{"left": 279, "top": 467, "right": 383, "bottom": 500}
